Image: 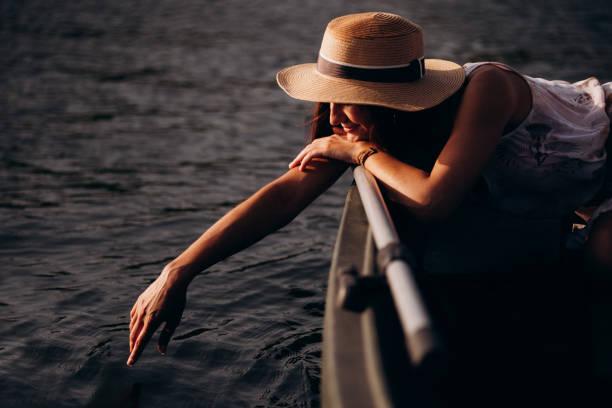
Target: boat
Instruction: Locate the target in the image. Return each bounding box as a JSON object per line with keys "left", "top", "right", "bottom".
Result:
{"left": 322, "top": 168, "right": 596, "bottom": 407}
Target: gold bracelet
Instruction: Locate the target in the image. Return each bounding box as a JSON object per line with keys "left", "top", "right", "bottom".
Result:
{"left": 358, "top": 147, "right": 378, "bottom": 167}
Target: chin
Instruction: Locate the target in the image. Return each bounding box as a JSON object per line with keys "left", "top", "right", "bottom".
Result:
{"left": 347, "top": 134, "right": 368, "bottom": 143}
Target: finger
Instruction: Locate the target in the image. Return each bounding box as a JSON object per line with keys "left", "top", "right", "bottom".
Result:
{"left": 128, "top": 314, "right": 150, "bottom": 361}
{"left": 292, "top": 142, "right": 319, "bottom": 167}
{"left": 130, "top": 303, "right": 137, "bottom": 318}
{"left": 299, "top": 152, "right": 316, "bottom": 171}
{"left": 289, "top": 148, "right": 309, "bottom": 168}
{"left": 129, "top": 313, "right": 138, "bottom": 332}
{"left": 129, "top": 316, "right": 143, "bottom": 353}
{"left": 288, "top": 158, "right": 299, "bottom": 169}
{"left": 157, "top": 323, "right": 178, "bottom": 355}
{"left": 127, "top": 318, "right": 158, "bottom": 366}
{"left": 129, "top": 322, "right": 136, "bottom": 351}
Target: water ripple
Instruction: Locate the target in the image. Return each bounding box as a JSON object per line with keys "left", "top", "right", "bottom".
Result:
{"left": 2, "top": 1, "right": 610, "bottom": 407}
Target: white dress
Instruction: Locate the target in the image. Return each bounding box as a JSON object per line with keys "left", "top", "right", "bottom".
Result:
{"left": 464, "top": 62, "right": 612, "bottom": 246}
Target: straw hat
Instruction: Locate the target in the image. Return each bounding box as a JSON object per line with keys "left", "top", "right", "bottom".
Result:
{"left": 277, "top": 12, "right": 465, "bottom": 112}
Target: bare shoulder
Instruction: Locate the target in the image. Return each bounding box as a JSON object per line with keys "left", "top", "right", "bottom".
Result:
{"left": 455, "top": 64, "right": 531, "bottom": 132}
{"left": 465, "top": 64, "right": 518, "bottom": 101}
{"left": 463, "top": 64, "right": 532, "bottom": 127}
{"left": 467, "top": 63, "right": 521, "bottom": 83}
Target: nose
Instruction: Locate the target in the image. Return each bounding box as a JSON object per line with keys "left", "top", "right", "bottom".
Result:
{"left": 329, "top": 103, "right": 346, "bottom": 126}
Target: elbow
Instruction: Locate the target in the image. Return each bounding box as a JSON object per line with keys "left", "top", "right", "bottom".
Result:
{"left": 415, "top": 205, "right": 452, "bottom": 224}
{"left": 412, "top": 200, "right": 446, "bottom": 224}
{"left": 419, "top": 197, "right": 463, "bottom": 224}
{"left": 393, "top": 191, "right": 455, "bottom": 224}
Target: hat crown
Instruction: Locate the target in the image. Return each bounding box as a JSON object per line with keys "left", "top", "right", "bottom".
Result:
{"left": 320, "top": 12, "right": 424, "bottom": 67}
{"left": 276, "top": 11, "right": 465, "bottom": 112}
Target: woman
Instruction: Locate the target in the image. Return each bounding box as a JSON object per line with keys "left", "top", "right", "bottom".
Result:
{"left": 127, "top": 12, "right": 611, "bottom": 367}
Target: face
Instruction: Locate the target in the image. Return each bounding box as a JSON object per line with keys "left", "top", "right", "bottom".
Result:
{"left": 329, "top": 103, "right": 372, "bottom": 142}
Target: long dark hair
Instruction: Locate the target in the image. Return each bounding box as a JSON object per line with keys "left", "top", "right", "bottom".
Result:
{"left": 309, "top": 86, "right": 465, "bottom": 171}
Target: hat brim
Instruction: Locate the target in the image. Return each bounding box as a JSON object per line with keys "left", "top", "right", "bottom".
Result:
{"left": 277, "top": 59, "right": 465, "bottom": 112}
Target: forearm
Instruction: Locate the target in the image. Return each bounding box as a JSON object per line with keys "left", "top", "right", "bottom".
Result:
{"left": 164, "top": 162, "right": 346, "bottom": 284}
{"left": 166, "top": 181, "right": 301, "bottom": 282}
{"left": 291, "top": 136, "right": 442, "bottom": 220}
{"left": 361, "top": 150, "right": 440, "bottom": 219}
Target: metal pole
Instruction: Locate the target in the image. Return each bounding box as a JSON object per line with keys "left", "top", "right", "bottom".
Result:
{"left": 353, "top": 166, "right": 439, "bottom": 365}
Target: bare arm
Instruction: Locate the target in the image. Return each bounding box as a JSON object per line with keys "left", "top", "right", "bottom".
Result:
{"left": 364, "top": 67, "right": 523, "bottom": 220}
{"left": 128, "top": 159, "right": 347, "bottom": 366}
{"left": 291, "top": 66, "right": 526, "bottom": 222}
{"left": 165, "top": 159, "right": 347, "bottom": 283}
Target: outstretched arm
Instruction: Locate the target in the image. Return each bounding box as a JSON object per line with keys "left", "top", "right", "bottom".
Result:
{"left": 127, "top": 159, "right": 347, "bottom": 366}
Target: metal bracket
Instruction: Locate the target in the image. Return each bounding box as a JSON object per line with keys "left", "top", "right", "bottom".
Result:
{"left": 336, "top": 265, "right": 387, "bottom": 313}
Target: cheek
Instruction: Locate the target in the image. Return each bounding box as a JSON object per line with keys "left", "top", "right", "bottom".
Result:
{"left": 349, "top": 110, "right": 369, "bottom": 126}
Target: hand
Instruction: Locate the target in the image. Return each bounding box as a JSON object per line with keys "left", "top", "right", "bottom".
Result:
{"left": 289, "top": 135, "right": 374, "bottom": 171}
{"left": 127, "top": 268, "right": 187, "bottom": 366}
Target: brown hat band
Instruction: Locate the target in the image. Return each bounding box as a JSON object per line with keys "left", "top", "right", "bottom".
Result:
{"left": 316, "top": 54, "right": 425, "bottom": 83}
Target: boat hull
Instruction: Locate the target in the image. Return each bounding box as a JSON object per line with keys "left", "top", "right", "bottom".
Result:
{"left": 322, "top": 185, "right": 593, "bottom": 407}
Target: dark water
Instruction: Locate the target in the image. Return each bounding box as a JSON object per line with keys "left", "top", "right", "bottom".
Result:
{"left": 1, "top": 0, "right": 610, "bottom": 406}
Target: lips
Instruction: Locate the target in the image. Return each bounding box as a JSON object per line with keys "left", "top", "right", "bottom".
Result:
{"left": 332, "top": 126, "right": 345, "bottom": 135}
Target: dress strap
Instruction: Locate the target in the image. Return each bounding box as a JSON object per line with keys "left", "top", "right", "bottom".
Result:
{"left": 463, "top": 61, "right": 520, "bottom": 77}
